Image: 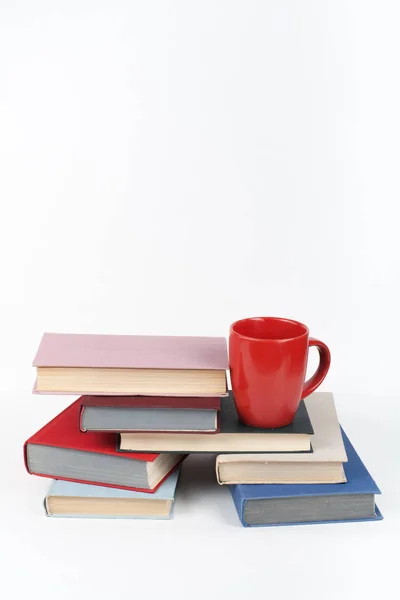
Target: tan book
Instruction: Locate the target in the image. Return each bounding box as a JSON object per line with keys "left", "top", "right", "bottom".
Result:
{"left": 215, "top": 392, "right": 347, "bottom": 484}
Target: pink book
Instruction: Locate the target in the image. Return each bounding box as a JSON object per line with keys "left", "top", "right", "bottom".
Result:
{"left": 33, "top": 333, "right": 229, "bottom": 370}
{"left": 33, "top": 333, "right": 229, "bottom": 396}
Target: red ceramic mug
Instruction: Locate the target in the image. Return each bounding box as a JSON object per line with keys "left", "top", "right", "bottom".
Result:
{"left": 229, "top": 317, "right": 331, "bottom": 428}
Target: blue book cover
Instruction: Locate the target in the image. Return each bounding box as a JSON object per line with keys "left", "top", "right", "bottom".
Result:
{"left": 45, "top": 468, "right": 179, "bottom": 519}
{"left": 230, "top": 429, "right": 382, "bottom": 527}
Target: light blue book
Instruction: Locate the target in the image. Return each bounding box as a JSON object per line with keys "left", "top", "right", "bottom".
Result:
{"left": 45, "top": 468, "right": 180, "bottom": 519}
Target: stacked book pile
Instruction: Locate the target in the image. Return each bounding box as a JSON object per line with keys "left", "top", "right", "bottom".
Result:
{"left": 25, "top": 332, "right": 382, "bottom": 526}
{"left": 217, "top": 392, "right": 382, "bottom": 526}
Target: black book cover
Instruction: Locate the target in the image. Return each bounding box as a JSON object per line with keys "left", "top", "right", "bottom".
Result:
{"left": 220, "top": 391, "right": 313, "bottom": 435}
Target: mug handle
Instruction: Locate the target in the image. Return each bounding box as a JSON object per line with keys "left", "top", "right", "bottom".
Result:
{"left": 301, "top": 338, "right": 331, "bottom": 399}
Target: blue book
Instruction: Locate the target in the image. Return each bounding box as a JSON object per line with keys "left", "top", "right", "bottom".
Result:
{"left": 45, "top": 468, "right": 179, "bottom": 519}
{"left": 230, "top": 429, "right": 382, "bottom": 527}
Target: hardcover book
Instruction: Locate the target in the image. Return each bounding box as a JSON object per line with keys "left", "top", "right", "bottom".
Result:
{"left": 216, "top": 392, "right": 347, "bottom": 484}
{"left": 118, "top": 392, "right": 313, "bottom": 453}
{"left": 24, "top": 399, "right": 185, "bottom": 492}
{"left": 80, "top": 395, "right": 221, "bottom": 433}
{"left": 45, "top": 468, "right": 180, "bottom": 519}
{"left": 230, "top": 429, "right": 382, "bottom": 527}
{"left": 33, "top": 332, "right": 228, "bottom": 396}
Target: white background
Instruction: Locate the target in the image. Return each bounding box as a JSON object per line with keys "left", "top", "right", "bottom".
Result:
{"left": 0, "top": 2, "right": 399, "bottom": 599}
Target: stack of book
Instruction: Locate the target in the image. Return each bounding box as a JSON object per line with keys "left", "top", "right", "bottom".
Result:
{"left": 216, "top": 392, "right": 382, "bottom": 527}
{"left": 25, "top": 332, "right": 382, "bottom": 526}
{"left": 25, "top": 332, "right": 229, "bottom": 519}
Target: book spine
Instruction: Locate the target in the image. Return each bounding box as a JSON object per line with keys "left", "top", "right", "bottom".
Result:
{"left": 23, "top": 442, "right": 30, "bottom": 473}
{"left": 229, "top": 485, "right": 246, "bottom": 526}
{"left": 79, "top": 405, "right": 86, "bottom": 432}
{"left": 215, "top": 458, "right": 222, "bottom": 485}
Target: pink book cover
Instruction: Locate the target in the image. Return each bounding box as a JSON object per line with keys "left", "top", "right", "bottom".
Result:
{"left": 33, "top": 332, "right": 229, "bottom": 370}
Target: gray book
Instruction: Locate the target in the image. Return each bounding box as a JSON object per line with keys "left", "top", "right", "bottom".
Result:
{"left": 80, "top": 395, "right": 221, "bottom": 433}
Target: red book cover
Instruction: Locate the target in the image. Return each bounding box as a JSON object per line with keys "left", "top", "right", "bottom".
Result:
{"left": 79, "top": 395, "right": 221, "bottom": 410}
{"left": 24, "top": 399, "right": 180, "bottom": 493}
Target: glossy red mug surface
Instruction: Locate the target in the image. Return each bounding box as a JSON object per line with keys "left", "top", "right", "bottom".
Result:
{"left": 229, "top": 317, "right": 331, "bottom": 428}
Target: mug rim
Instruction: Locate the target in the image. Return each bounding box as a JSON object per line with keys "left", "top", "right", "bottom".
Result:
{"left": 230, "top": 316, "right": 309, "bottom": 341}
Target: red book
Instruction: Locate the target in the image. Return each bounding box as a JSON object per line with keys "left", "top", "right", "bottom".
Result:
{"left": 79, "top": 395, "right": 221, "bottom": 433}
{"left": 24, "top": 399, "right": 185, "bottom": 492}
